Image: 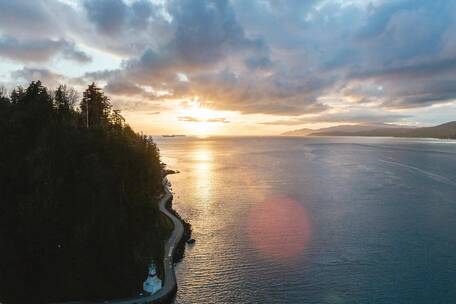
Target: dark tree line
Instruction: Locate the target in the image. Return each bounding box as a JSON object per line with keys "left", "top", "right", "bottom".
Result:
{"left": 0, "top": 81, "right": 172, "bottom": 303}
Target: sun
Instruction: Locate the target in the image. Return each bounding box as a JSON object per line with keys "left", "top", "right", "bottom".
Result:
{"left": 184, "top": 107, "right": 214, "bottom": 121}
{"left": 177, "top": 100, "right": 227, "bottom": 136}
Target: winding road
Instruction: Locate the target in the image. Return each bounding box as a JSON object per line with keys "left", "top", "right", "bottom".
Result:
{"left": 58, "top": 178, "right": 184, "bottom": 304}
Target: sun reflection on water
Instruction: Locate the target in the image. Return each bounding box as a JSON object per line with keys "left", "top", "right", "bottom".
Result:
{"left": 191, "top": 145, "right": 214, "bottom": 208}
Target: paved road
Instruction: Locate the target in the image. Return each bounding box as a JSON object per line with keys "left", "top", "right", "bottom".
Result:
{"left": 58, "top": 178, "right": 184, "bottom": 304}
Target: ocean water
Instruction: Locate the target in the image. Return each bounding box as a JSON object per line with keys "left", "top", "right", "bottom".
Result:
{"left": 155, "top": 136, "right": 456, "bottom": 304}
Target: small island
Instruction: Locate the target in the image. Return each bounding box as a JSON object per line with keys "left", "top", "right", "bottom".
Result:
{"left": 0, "top": 81, "right": 190, "bottom": 304}
{"left": 162, "top": 135, "right": 186, "bottom": 138}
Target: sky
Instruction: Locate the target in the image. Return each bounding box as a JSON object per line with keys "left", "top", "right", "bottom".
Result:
{"left": 1, "top": 0, "right": 456, "bottom": 136}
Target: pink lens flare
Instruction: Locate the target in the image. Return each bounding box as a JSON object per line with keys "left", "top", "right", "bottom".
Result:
{"left": 247, "top": 196, "right": 312, "bottom": 260}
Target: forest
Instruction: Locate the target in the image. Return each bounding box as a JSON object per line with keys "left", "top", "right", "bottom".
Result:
{"left": 0, "top": 81, "right": 171, "bottom": 303}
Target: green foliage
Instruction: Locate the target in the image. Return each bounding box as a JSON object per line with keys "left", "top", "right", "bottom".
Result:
{"left": 0, "top": 82, "right": 170, "bottom": 303}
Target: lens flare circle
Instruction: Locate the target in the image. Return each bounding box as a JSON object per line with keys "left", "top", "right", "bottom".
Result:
{"left": 248, "top": 196, "right": 311, "bottom": 260}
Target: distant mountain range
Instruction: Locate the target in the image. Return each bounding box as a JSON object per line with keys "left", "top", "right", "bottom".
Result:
{"left": 282, "top": 121, "right": 456, "bottom": 139}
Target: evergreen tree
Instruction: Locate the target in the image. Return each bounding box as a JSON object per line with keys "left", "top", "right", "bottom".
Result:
{"left": 10, "top": 86, "right": 24, "bottom": 104}
{"left": 111, "top": 109, "right": 125, "bottom": 127}
{"left": 54, "top": 85, "right": 78, "bottom": 112}
{"left": 80, "top": 83, "right": 111, "bottom": 129}
{"left": 0, "top": 87, "right": 9, "bottom": 108}
{"left": 0, "top": 81, "right": 170, "bottom": 304}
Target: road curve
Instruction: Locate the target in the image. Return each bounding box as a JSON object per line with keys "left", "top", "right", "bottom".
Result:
{"left": 56, "top": 178, "right": 184, "bottom": 304}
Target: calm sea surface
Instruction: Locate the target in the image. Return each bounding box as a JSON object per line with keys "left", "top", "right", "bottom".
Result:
{"left": 155, "top": 136, "right": 456, "bottom": 304}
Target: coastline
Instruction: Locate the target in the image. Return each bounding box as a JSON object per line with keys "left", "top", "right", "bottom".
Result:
{"left": 55, "top": 176, "right": 189, "bottom": 304}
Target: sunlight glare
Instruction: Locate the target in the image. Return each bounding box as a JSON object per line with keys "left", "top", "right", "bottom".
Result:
{"left": 178, "top": 99, "right": 227, "bottom": 136}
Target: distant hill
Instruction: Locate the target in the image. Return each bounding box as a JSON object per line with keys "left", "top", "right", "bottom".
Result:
{"left": 311, "top": 123, "right": 412, "bottom": 136}
{"left": 282, "top": 121, "right": 456, "bottom": 139}
{"left": 282, "top": 123, "right": 409, "bottom": 137}
{"left": 404, "top": 121, "right": 456, "bottom": 139}
{"left": 282, "top": 128, "right": 315, "bottom": 136}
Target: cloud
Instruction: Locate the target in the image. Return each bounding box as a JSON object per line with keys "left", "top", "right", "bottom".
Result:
{"left": 11, "top": 68, "right": 67, "bottom": 88}
{"left": 83, "top": 0, "right": 166, "bottom": 35}
{"left": 104, "top": 80, "right": 145, "bottom": 96}
{"left": 178, "top": 116, "right": 230, "bottom": 123}
{"left": 0, "top": 0, "right": 92, "bottom": 65}
{"left": 350, "top": 57, "right": 456, "bottom": 80}
{"left": 123, "top": 0, "right": 270, "bottom": 81}
{"left": 9, "top": 67, "right": 87, "bottom": 89}
{"left": 84, "top": 0, "right": 129, "bottom": 35}
{"left": 244, "top": 55, "right": 273, "bottom": 70}
{"left": 0, "top": 36, "right": 91, "bottom": 63}
{"left": 81, "top": 0, "right": 172, "bottom": 56}
{"left": 2, "top": 0, "right": 456, "bottom": 125}
{"left": 168, "top": 0, "right": 265, "bottom": 65}
{"left": 207, "top": 117, "right": 230, "bottom": 123}
{"left": 166, "top": 68, "right": 332, "bottom": 116}
{"left": 117, "top": 0, "right": 456, "bottom": 116}
{"left": 0, "top": 0, "right": 61, "bottom": 38}
{"left": 103, "top": 79, "right": 166, "bottom": 104}
{"left": 380, "top": 77, "right": 456, "bottom": 108}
